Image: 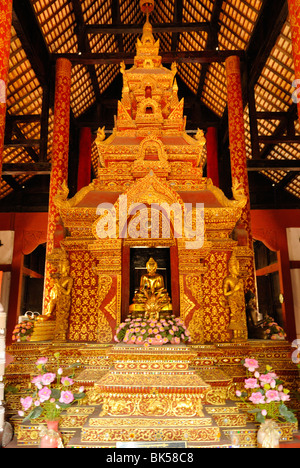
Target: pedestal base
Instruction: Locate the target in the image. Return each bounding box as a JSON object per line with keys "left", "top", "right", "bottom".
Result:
{"left": 30, "top": 321, "right": 56, "bottom": 342}
{"left": 4, "top": 341, "right": 299, "bottom": 448}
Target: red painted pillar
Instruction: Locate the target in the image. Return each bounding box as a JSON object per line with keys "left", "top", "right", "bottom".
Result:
{"left": 206, "top": 127, "right": 219, "bottom": 187}
{"left": 43, "top": 58, "right": 72, "bottom": 312}
{"left": 225, "top": 56, "right": 252, "bottom": 241}
{"left": 225, "top": 55, "right": 256, "bottom": 296}
{"left": 0, "top": 0, "right": 13, "bottom": 187}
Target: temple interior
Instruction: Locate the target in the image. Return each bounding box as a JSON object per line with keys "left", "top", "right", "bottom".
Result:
{"left": 0, "top": 0, "right": 300, "bottom": 450}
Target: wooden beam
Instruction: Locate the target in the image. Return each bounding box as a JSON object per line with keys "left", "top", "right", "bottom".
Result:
{"left": 6, "top": 114, "right": 41, "bottom": 123}
{"left": 196, "top": 0, "right": 223, "bottom": 99}
{"left": 247, "top": 160, "right": 300, "bottom": 171}
{"left": 111, "top": 0, "right": 123, "bottom": 52}
{"left": 85, "top": 21, "right": 211, "bottom": 35}
{"left": 275, "top": 171, "right": 298, "bottom": 190}
{"left": 1, "top": 175, "right": 22, "bottom": 191}
{"left": 12, "top": 0, "right": 50, "bottom": 86}
{"left": 2, "top": 162, "right": 51, "bottom": 175}
{"left": 51, "top": 50, "right": 245, "bottom": 66}
{"left": 259, "top": 104, "right": 298, "bottom": 160}
{"left": 258, "top": 136, "right": 300, "bottom": 145}
{"left": 71, "top": 0, "right": 101, "bottom": 102}
{"left": 3, "top": 139, "right": 40, "bottom": 149}
{"left": 23, "top": 266, "right": 44, "bottom": 279}
{"left": 256, "top": 263, "right": 279, "bottom": 277}
{"left": 171, "top": 0, "right": 183, "bottom": 51}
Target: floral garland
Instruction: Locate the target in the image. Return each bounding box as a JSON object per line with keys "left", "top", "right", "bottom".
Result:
{"left": 12, "top": 321, "right": 34, "bottom": 342}
{"left": 263, "top": 316, "right": 286, "bottom": 341}
{"left": 235, "top": 358, "right": 297, "bottom": 424}
{"left": 115, "top": 314, "right": 191, "bottom": 347}
{"left": 18, "top": 354, "right": 85, "bottom": 422}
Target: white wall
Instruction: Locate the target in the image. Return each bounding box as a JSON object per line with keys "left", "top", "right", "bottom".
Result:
{"left": 286, "top": 228, "right": 300, "bottom": 339}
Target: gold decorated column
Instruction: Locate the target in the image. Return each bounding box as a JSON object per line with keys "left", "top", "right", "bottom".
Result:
{"left": 0, "top": 0, "right": 13, "bottom": 187}
{"left": 43, "top": 58, "right": 72, "bottom": 311}
{"left": 225, "top": 55, "right": 255, "bottom": 294}
{"left": 225, "top": 55, "right": 252, "bottom": 239}
{"left": 288, "top": 0, "right": 300, "bottom": 121}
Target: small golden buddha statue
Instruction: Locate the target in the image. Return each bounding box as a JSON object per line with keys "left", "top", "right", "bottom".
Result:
{"left": 32, "top": 252, "right": 73, "bottom": 342}
{"left": 129, "top": 257, "right": 172, "bottom": 320}
{"left": 37, "top": 258, "right": 73, "bottom": 323}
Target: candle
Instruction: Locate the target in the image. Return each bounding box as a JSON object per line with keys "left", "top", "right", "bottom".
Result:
{"left": 0, "top": 337, "right": 5, "bottom": 352}
{"left": 0, "top": 312, "right": 6, "bottom": 330}
{"left": 0, "top": 382, "right": 4, "bottom": 401}
{"left": 0, "top": 360, "right": 5, "bottom": 376}
{"left": 0, "top": 406, "right": 4, "bottom": 429}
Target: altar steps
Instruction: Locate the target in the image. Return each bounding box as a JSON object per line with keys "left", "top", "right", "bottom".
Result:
{"left": 3, "top": 341, "right": 299, "bottom": 448}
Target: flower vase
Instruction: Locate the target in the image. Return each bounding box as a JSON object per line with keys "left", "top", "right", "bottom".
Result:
{"left": 40, "top": 420, "right": 63, "bottom": 448}
{"left": 257, "top": 420, "right": 281, "bottom": 448}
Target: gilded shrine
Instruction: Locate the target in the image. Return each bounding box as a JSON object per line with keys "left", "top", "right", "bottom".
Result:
{"left": 43, "top": 9, "right": 253, "bottom": 346}
{"left": 4, "top": 1, "right": 299, "bottom": 449}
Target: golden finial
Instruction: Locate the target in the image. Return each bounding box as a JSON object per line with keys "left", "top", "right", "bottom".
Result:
{"left": 140, "top": 0, "right": 155, "bottom": 15}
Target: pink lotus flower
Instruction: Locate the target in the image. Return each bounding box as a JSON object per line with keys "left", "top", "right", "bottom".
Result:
{"left": 38, "top": 387, "right": 52, "bottom": 402}
{"left": 265, "top": 390, "right": 280, "bottom": 403}
{"left": 59, "top": 391, "right": 74, "bottom": 405}
{"left": 259, "top": 373, "right": 277, "bottom": 385}
{"left": 41, "top": 373, "right": 56, "bottom": 386}
{"left": 36, "top": 357, "right": 48, "bottom": 366}
{"left": 244, "top": 378, "right": 260, "bottom": 389}
{"left": 20, "top": 396, "right": 33, "bottom": 411}
{"left": 31, "top": 375, "right": 43, "bottom": 386}
{"left": 61, "top": 377, "right": 74, "bottom": 387}
{"left": 244, "top": 359, "right": 259, "bottom": 372}
{"left": 249, "top": 392, "right": 265, "bottom": 405}
{"left": 279, "top": 392, "right": 290, "bottom": 402}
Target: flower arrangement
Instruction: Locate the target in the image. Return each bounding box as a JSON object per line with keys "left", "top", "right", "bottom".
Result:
{"left": 264, "top": 316, "right": 286, "bottom": 341}
{"left": 236, "top": 358, "right": 297, "bottom": 424}
{"left": 115, "top": 314, "right": 191, "bottom": 347}
{"left": 18, "top": 353, "right": 85, "bottom": 422}
{"left": 12, "top": 321, "right": 34, "bottom": 342}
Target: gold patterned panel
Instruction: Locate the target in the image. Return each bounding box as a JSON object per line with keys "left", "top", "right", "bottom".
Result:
{"left": 68, "top": 251, "right": 106, "bottom": 342}
{"left": 201, "top": 251, "right": 232, "bottom": 343}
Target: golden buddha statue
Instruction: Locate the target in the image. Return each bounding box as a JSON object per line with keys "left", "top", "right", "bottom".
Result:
{"left": 223, "top": 252, "right": 248, "bottom": 342}
{"left": 129, "top": 257, "right": 172, "bottom": 320}
{"left": 32, "top": 250, "right": 73, "bottom": 342}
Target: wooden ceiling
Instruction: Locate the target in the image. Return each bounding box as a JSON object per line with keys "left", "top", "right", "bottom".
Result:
{"left": 1, "top": 0, "right": 300, "bottom": 211}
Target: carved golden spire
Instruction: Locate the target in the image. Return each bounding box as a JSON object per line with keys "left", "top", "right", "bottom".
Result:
{"left": 136, "top": 0, "right": 160, "bottom": 67}
{"left": 141, "top": 12, "right": 155, "bottom": 46}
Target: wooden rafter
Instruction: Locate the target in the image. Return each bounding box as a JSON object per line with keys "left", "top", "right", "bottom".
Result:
{"left": 51, "top": 49, "right": 244, "bottom": 65}
{"left": 196, "top": 0, "right": 223, "bottom": 99}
